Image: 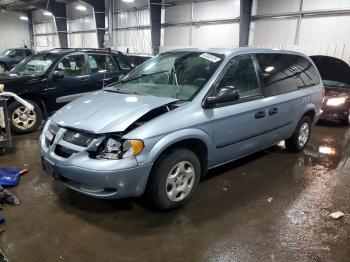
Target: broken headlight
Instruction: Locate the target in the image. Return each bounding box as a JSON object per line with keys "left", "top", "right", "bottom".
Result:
{"left": 97, "top": 137, "right": 144, "bottom": 160}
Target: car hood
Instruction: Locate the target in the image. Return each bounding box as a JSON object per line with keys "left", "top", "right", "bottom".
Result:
{"left": 51, "top": 90, "right": 177, "bottom": 134}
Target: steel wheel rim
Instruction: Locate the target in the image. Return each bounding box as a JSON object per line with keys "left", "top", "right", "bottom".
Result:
{"left": 11, "top": 106, "right": 36, "bottom": 130}
{"left": 298, "top": 122, "right": 309, "bottom": 148}
{"left": 165, "top": 161, "right": 195, "bottom": 202}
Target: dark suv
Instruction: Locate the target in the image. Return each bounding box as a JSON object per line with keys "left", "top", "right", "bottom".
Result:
{"left": 0, "top": 48, "right": 34, "bottom": 72}
{"left": 0, "top": 48, "right": 133, "bottom": 133}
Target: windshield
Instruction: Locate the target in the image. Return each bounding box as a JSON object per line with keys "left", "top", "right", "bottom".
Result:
{"left": 14, "top": 53, "right": 59, "bottom": 76}
{"left": 323, "top": 80, "right": 350, "bottom": 89}
{"left": 108, "top": 51, "right": 225, "bottom": 100}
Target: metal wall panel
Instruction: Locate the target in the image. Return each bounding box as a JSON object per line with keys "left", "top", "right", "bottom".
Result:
{"left": 249, "top": 18, "right": 298, "bottom": 45}
{"left": 0, "top": 11, "right": 31, "bottom": 51}
{"left": 191, "top": 23, "right": 239, "bottom": 47}
{"left": 193, "top": 0, "right": 239, "bottom": 20}
{"left": 302, "top": 0, "right": 350, "bottom": 11}
{"left": 252, "top": 0, "right": 301, "bottom": 15}
{"left": 299, "top": 15, "right": 350, "bottom": 44}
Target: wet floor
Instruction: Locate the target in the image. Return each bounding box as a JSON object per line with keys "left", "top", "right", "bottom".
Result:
{"left": 0, "top": 123, "right": 349, "bottom": 261}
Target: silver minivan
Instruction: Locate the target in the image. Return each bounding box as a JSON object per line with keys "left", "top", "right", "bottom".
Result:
{"left": 40, "top": 48, "right": 323, "bottom": 210}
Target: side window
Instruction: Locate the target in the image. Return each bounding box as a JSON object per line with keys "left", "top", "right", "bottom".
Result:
{"left": 256, "top": 54, "right": 320, "bottom": 96}
{"left": 88, "top": 54, "right": 115, "bottom": 74}
{"left": 114, "top": 55, "right": 132, "bottom": 70}
{"left": 217, "top": 56, "right": 261, "bottom": 99}
{"left": 56, "top": 55, "right": 86, "bottom": 77}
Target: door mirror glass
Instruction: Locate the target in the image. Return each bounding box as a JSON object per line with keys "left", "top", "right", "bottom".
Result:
{"left": 204, "top": 86, "right": 239, "bottom": 108}
{"left": 53, "top": 70, "right": 64, "bottom": 79}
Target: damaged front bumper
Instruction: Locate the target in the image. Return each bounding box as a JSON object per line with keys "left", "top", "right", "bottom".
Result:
{"left": 40, "top": 121, "right": 153, "bottom": 199}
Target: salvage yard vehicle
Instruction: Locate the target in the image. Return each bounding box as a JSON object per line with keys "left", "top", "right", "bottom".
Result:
{"left": 310, "top": 55, "right": 350, "bottom": 125}
{"left": 126, "top": 53, "right": 152, "bottom": 67}
{"left": 0, "top": 48, "right": 133, "bottom": 133}
{"left": 40, "top": 48, "right": 323, "bottom": 210}
{"left": 0, "top": 47, "right": 34, "bottom": 73}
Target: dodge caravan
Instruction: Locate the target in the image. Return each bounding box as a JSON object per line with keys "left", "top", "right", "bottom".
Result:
{"left": 40, "top": 48, "right": 323, "bottom": 210}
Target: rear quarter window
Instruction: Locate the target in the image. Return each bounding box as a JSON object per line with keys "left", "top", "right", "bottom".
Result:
{"left": 256, "top": 53, "right": 320, "bottom": 96}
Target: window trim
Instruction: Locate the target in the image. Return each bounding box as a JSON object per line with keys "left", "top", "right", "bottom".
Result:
{"left": 202, "top": 54, "right": 264, "bottom": 109}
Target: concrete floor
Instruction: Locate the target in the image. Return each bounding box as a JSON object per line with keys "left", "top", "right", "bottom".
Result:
{"left": 0, "top": 123, "right": 349, "bottom": 261}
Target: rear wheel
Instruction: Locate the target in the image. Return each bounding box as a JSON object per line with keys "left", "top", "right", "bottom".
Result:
{"left": 8, "top": 100, "right": 43, "bottom": 134}
{"left": 145, "top": 148, "right": 200, "bottom": 210}
{"left": 0, "top": 63, "right": 7, "bottom": 73}
{"left": 285, "top": 116, "right": 311, "bottom": 152}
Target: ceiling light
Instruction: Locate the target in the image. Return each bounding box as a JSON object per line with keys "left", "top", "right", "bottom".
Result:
{"left": 122, "top": 0, "right": 134, "bottom": 2}
{"left": 76, "top": 5, "right": 87, "bottom": 11}
{"left": 43, "top": 11, "right": 52, "bottom": 16}
{"left": 20, "top": 16, "right": 28, "bottom": 21}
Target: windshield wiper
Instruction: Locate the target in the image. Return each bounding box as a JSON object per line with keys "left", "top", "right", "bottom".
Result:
{"left": 120, "top": 70, "right": 168, "bottom": 84}
{"left": 104, "top": 88, "right": 145, "bottom": 95}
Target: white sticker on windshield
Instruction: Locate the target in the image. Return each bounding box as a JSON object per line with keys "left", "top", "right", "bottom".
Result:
{"left": 199, "top": 53, "right": 221, "bottom": 63}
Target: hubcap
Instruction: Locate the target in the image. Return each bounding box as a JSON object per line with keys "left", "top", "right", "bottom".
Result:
{"left": 298, "top": 122, "right": 310, "bottom": 148}
{"left": 165, "top": 161, "right": 195, "bottom": 202}
{"left": 12, "top": 106, "right": 36, "bottom": 130}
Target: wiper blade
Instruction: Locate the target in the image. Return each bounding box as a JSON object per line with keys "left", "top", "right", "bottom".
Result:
{"left": 104, "top": 88, "right": 143, "bottom": 95}
{"left": 120, "top": 70, "right": 168, "bottom": 84}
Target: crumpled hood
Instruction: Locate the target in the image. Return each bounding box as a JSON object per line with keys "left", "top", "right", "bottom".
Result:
{"left": 51, "top": 90, "right": 177, "bottom": 134}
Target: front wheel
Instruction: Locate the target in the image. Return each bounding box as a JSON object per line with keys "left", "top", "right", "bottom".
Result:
{"left": 285, "top": 116, "right": 311, "bottom": 153}
{"left": 8, "top": 100, "right": 43, "bottom": 134}
{"left": 145, "top": 148, "right": 201, "bottom": 210}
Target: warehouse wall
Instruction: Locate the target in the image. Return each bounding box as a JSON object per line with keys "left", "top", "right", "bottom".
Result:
{"left": 113, "top": 8, "right": 151, "bottom": 54}
{"left": 32, "top": 10, "right": 60, "bottom": 51}
{"left": 162, "top": 0, "right": 240, "bottom": 51}
{"left": 250, "top": 0, "right": 350, "bottom": 63}
{"left": 0, "top": 11, "right": 30, "bottom": 52}
{"left": 66, "top": 2, "right": 98, "bottom": 48}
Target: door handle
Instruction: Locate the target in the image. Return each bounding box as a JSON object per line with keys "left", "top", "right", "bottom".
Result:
{"left": 255, "top": 111, "right": 266, "bottom": 119}
{"left": 79, "top": 78, "right": 89, "bottom": 82}
{"left": 269, "top": 107, "right": 278, "bottom": 115}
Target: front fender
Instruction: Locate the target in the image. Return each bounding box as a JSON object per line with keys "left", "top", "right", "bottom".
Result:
{"left": 136, "top": 128, "right": 212, "bottom": 166}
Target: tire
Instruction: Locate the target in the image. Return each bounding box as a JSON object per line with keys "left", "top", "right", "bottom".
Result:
{"left": 285, "top": 116, "right": 311, "bottom": 153}
{"left": 145, "top": 148, "right": 201, "bottom": 210}
{"left": 8, "top": 100, "right": 43, "bottom": 134}
{"left": 0, "top": 63, "right": 7, "bottom": 73}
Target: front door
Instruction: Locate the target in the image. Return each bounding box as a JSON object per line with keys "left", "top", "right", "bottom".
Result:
{"left": 45, "top": 53, "right": 90, "bottom": 112}
{"left": 211, "top": 55, "right": 267, "bottom": 166}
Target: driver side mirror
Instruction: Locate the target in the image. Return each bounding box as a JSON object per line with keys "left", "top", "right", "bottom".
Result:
{"left": 52, "top": 70, "right": 64, "bottom": 79}
{"left": 203, "top": 86, "right": 240, "bottom": 108}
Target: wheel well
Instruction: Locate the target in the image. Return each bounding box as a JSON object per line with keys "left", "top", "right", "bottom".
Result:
{"left": 158, "top": 138, "right": 209, "bottom": 176}
{"left": 0, "top": 62, "right": 8, "bottom": 69}
{"left": 304, "top": 110, "right": 316, "bottom": 122}
{"left": 8, "top": 95, "right": 47, "bottom": 118}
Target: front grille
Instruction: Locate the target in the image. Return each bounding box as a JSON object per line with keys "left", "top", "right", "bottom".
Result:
{"left": 55, "top": 145, "right": 77, "bottom": 158}
{"left": 63, "top": 130, "right": 95, "bottom": 147}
